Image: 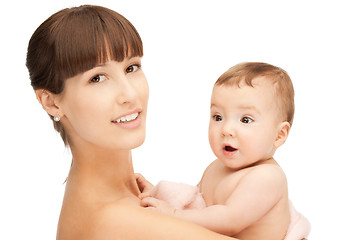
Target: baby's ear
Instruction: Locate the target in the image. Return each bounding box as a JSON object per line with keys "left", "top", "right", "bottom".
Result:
{"left": 35, "top": 89, "right": 63, "bottom": 118}
{"left": 274, "top": 121, "right": 290, "bottom": 149}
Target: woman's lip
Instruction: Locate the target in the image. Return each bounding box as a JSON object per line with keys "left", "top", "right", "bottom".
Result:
{"left": 112, "top": 109, "right": 142, "bottom": 122}
{"left": 112, "top": 112, "right": 142, "bottom": 129}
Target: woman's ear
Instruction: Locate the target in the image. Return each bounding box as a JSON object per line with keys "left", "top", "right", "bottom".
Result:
{"left": 35, "top": 89, "right": 63, "bottom": 118}
{"left": 274, "top": 121, "right": 290, "bottom": 149}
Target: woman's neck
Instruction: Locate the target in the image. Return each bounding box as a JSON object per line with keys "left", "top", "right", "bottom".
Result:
{"left": 67, "top": 144, "right": 140, "bottom": 200}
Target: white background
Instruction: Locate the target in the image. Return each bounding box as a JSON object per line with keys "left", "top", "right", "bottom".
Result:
{"left": 1, "top": 0, "right": 359, "bottom": 239}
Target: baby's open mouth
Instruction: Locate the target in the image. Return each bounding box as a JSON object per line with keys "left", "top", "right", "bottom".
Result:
{"left": 224, "top": 145, "right": 237, "bottom": 152}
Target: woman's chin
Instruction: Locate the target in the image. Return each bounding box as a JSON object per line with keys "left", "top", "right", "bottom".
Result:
{"left": 113, "top": 132, "right": 146, "bottom": 150}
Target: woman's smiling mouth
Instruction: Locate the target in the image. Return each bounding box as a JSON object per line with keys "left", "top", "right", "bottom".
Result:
{"left": 112, "top": 111, "right": 142, "bottom": 129}
{"left": 112, "top": 112, "right": 139, "bottom": 123}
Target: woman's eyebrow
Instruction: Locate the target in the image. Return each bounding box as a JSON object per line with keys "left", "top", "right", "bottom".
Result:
{"left": 94, "top": 62, "right": 109, "bottom": 68}
{"left": 80, "top": 63, "right": 109, "bottom": 78}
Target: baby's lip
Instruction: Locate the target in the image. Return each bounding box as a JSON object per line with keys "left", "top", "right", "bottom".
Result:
{"left": 223, "top": 145, "right": 238, "bottom": 152}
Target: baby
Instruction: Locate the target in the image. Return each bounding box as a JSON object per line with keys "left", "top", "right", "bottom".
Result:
{"left": 137, "top": 62, "right": 309, "bottom": 240}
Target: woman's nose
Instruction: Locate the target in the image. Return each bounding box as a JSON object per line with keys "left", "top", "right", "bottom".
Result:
{"left": 116, "top": 76, "right": 138, "bottom": 105}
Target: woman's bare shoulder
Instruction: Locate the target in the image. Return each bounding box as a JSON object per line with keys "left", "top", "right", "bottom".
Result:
{"left": 87, "top": 200, "right": 235, "bottom": 240}
{"left": 87, "top": 201, "right": 145, "bottom": 239}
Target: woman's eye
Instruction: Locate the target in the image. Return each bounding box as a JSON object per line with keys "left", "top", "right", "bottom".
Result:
{"left": 126, "top": 64, "right": 140, "bottom": 73}
{"left": 213, "top": 114, "right": 223, "bottom": 121}
{"left": 89, "top": 74, "right": 106, "bottom": 83}
{"left": 240, "top": 117, "right": 253, "bottom": 123}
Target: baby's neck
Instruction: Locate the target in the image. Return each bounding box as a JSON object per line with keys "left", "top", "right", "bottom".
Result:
{"left": 224, "top": 157, "right": 277, "bottom": 172}
{"left": 245, "top": 157, "right": 277, "bottom": 169}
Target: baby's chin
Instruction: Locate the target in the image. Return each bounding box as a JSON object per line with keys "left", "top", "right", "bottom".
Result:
{"left": 219, "top": 158, "right": 244, "bottom": 170}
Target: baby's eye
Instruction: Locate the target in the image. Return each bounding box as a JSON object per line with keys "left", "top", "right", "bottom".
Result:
{"left": 89, "top": 74, "right": 106, "bottom": 83}
{"left": 213, "top": 114, "right": 223, "bottom": 121}
{"left": 240, "top": 117, "right": 253, "bottom": 123}
{"left": 126, "top": 64, "right": 140, "bottom": 73}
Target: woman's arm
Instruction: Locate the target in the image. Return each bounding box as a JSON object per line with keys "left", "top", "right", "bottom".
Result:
{"left": 88, "top": 202, "right": 236, "bottom": 240}
{"left": 140, "top": 165, "right": 287, "bottom": 236}
{"left": 140, "top": 196, "right": 244, "bottom": 236}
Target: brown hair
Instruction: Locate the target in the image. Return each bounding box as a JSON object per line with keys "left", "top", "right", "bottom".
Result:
{"left": 215, "top": 62, "right": 295, "bottom": 126}
{"left": 26, "top": 5, "right": 143, "bottom": 145}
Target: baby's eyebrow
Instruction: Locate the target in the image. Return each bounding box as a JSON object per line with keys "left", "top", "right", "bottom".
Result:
{"left": 211, "top": 102, "right": 257, "bottom": 110}
{"left": 210, "top": 103, "right": 221, "bottom": 110}
{"left": 236, "top": 105, "right": 260, "bottom": 114}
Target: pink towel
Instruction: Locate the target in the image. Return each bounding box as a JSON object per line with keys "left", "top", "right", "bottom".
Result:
{"left": 149, "top": 181, "right": 206, "bottom": 210}
{"left": 284, "top": 201, "right": 311, "bottom": 240}
{"left": 151, "top": 181, "right": 310, "bottom": 239}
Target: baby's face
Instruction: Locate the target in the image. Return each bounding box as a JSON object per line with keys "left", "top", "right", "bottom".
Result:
{"left": 209, "top": 77, "right": 283, "bottom": 169}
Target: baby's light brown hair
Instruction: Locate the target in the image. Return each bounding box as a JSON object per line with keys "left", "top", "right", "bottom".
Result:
{"left": 215, "top": 62, "right": 295, "bottom": 126}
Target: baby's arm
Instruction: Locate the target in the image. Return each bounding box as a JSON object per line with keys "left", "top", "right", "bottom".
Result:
{"left": 141, "top": 165, "right": 287, "bottom": 236}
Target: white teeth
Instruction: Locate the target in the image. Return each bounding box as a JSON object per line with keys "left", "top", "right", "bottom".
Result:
{"left": 115, "top": 112, "right": 139, "bottom": 123}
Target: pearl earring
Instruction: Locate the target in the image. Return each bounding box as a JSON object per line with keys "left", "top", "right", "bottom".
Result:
{"left": 54, "top": 116, "right": 60, "bottom": 122}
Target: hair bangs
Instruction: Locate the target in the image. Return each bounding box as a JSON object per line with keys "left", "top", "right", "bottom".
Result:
{"left": 26, "top": 5, "right": 144, "bottom": 145}
{"left": 54, "top": 6, "right": 143, "bottom": 83}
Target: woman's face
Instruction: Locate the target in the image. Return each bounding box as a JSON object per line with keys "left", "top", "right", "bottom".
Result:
{"left": 56, "top": 57, "right": 149, "bottom": 150}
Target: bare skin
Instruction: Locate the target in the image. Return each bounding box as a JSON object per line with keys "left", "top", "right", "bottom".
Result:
{"left": 140, "top": 158, "right": 290, "bottom": 240}
{"left": 56, "top": 151, "right": 236, "bottom": 240}
{"left": 37, "top": 59, "right": 236, "bottom": 240}
{"left": 139, "top": 80, "right": 293, "bottom": 239}
{"left": 198, "top": 158, "right": 290, "bottom": 239}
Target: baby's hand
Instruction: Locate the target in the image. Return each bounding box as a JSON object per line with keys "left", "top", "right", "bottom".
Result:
{"left": 140, "top": 196, "right": 176, "bottom": 217}
{"left": 135, "top": 173, "right": 154, "bottom": 194}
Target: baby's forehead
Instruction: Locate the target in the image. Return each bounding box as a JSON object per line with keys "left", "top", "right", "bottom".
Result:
{"left": 211, "top": 80, "right": 280, "bottom": 112}
{"left": 242, "top": 75, "right": 276, "bottom": 87}
{"left": 213, "top": 76, "right": 276, "bottom": 94}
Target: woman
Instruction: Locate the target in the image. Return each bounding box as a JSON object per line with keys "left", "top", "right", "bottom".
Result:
{"left": 26, "top": 5, "right": 234, "bottom": 240}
